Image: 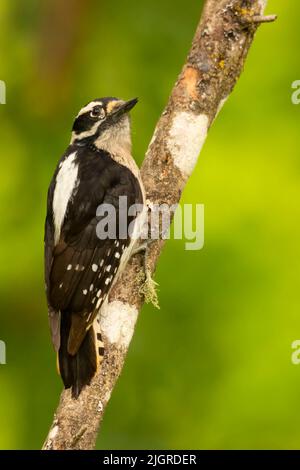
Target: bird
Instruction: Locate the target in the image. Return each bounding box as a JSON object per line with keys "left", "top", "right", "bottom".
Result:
{"left": 44, "top": 97, "right": 145, "bottom": 398}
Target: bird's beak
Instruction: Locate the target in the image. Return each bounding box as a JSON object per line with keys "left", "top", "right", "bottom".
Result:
{"left": 112, "top": 98, "right": 138, "bottom": 119}
{"left": 121, "top": 97, "right": 139, "bottom": 113}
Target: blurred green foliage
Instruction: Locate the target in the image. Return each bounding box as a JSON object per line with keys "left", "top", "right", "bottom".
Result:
{"left": 0, "top": 0, "right": 299, "bottom": 449}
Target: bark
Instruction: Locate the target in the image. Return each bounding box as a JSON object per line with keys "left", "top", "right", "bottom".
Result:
{"left": 43, "top": 0, "right": 276, "bottom": 450}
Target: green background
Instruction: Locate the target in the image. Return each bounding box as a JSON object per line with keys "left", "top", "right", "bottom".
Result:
{"left": 0, "top": 0, "right": 299, "bottom": 449}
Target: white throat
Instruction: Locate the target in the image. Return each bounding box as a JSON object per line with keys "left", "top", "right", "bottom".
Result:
{"left": 93, "top": 120, "right": 140, "bottom": 179}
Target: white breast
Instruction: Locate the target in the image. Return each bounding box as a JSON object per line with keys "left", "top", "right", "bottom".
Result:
{"left": 52, "top": 151, "right": 79, "bottom": 244}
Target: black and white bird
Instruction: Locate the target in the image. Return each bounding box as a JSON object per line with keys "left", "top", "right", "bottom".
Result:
{"left": 44, "top": 97, "right": 145, "bottom": 397}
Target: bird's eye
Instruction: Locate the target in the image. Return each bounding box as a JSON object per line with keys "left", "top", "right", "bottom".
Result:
{"left": 90, "top": 106, "right": 105, "bottom": 119}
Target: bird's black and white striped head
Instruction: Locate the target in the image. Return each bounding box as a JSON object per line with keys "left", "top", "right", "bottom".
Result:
{"left": 71, "top": 97, "right": 138, "bottom": 150}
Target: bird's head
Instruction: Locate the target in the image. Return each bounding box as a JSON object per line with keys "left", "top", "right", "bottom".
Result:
{"left": 70, "top": 97, "right": 138, "bottom": 151}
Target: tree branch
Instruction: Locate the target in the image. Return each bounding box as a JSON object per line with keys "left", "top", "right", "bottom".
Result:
{"left": 43, "top": 0, "right": 275, "bottom": 450}
{"left": 242, "top": 14, "right": 277, "bottom": 24}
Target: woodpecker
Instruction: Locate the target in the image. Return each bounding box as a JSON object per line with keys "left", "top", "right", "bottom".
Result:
{"left": 44, "top": 97, "right": 145, "bottom": 398}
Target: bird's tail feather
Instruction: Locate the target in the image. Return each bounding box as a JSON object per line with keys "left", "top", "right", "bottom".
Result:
{"left": 58, "top": 314, "right": 104, "bottom": 398}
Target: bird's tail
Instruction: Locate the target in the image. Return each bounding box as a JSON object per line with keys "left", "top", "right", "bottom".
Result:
{"left": 58, "top": 314, "right": 104, "bottom": 398}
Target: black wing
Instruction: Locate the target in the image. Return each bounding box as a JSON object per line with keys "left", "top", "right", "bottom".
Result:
{"left": 45, "top": 145, "right": 143, "bottom": 352}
